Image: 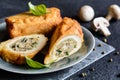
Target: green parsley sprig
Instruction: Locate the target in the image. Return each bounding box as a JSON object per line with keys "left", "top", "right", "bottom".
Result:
{"left": 28, "top": 2, "right": 47, "bottom": 16}
{"left": 25, "top": 56, "right": 49, "bottom": 69}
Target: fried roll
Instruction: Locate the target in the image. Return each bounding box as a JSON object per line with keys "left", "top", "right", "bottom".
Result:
{"left": 44, "top": 17, "right": 84, "bottom": 65}
{"left": 0, "top": 34, "right": 48, "bottom": 64}
{"left": 5, "top": 7, "right": 62, "bottom": 38}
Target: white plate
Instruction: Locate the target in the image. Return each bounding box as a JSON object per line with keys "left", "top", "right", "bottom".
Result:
{"left": 0, "top": 22, "right": 95, "bottom": 74}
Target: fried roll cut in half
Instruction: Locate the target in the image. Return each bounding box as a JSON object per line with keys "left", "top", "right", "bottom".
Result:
{"left": 44, "top": 17, "right": 84, "bottom": 65}
{"left": 5, "top": 7, "right": 62, "bottom": 38}
{"left": 0, "top": 34, "right": 48, "bottom": 64}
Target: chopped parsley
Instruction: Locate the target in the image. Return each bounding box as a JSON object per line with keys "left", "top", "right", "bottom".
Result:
{"left": 74, "top": 45, "right": 76, "bottom": 48}
{"left": 65, "top": 51, "right": 69, "bottom": 55}
{"left": 56, "top": 49, "right": 62, "bottom": 54}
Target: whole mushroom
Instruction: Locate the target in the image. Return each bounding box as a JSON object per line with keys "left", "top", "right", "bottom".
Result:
{"left": 78, "top": 5, "right": 95, "bottom": 22}
{"left": 91, "top": 17, "right": 111, "bottom": 37}
{"left": 106, "top": 4, "right": 120, "bottom": 21}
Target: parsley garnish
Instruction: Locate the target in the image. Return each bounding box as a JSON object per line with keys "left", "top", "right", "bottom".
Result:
{"left": 28, "top": 2, "right": 47, "bottom": 16}
{"left": 56, "top": 49, "right": 62, "bottom": 54}
{"left": 25, "top": 56, "right": 49, "bottom": 68}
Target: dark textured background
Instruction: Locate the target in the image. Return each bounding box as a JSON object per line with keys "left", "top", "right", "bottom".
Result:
{"left": 0, "top": 0, "right": 120, "bottom": 80}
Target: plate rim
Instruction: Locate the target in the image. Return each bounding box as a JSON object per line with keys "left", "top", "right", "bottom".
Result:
{"left": 0, "top": 25, "right": 95, "bottom": 74}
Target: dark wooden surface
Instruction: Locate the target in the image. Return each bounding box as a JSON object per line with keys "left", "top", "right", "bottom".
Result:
{"left": 0, "top": 0, "right": 120, "bottom": 80}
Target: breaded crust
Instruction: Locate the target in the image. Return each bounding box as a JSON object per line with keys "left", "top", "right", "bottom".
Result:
{"left": 44, "top": 17, "right": 84, "bottom": 65}
{"left": 5, "top": 7, "right": 62, "bottom": 38}
{"left": 0, "top": 34, "right": 48, "bottom": 65}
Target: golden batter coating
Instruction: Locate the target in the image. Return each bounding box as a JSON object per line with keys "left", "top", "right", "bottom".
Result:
{"left": 44, "top": 17, "right": 84, "bottom": 65}
{"left": 5, "top": 7, "right": 62, "bottom": 38}
{"left": 0, "top": 34, "right": 48, "bottom": 65}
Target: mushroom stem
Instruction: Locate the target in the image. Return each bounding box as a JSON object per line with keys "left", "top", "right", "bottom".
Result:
{"left": 91, "top": 17, "right": 111, "bottom": 37}
{"left": 99, "top": 26, "right": 111, "bottom": 37}
{"left": 106, "top": 14, "right": 113, "bottom": 21}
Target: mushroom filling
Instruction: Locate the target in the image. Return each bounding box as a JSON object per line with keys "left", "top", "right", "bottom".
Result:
{"left": 55, "top": 38, "right": 77, "bottom": 57}
{"left": 11, "top": 37, "right": 39, "bottom": 51}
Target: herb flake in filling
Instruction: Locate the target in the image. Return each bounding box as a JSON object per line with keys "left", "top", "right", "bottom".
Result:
{"left": 11, "top": 37, "right": 39, "bottom": 51}
{"left": 65, "top": 51, "right": 69, "bottom": 55}
{"left": 56, "top": 49, "right": 62, "bottom": 54}
{"left": 56, "top": 38, "right": 77, "bottom": 56}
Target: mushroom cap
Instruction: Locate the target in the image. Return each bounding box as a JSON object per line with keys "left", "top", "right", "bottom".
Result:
{"left": 92, "top": 17, "right": 110, "bottom": 31}
{"left": 91, "top": 17, "right": 111, "bottom": 37}
{"left": 109, "top": 4, "right": 120, "bottom": 19}
{"left": 78, "top": 5, "right": 94, "bottom": 22}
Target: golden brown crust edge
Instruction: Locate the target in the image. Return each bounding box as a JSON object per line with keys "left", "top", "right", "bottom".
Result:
{"left": 0, "top": 34, "right": 48, "bottom": 65}
{"left": 44, "top": 17, "right": 84, "bottom": 65}
{"left": 1, "top": 47, "right": 41, "bottom": 65}
{"left": 5, "top": 7, "right": 62, "bottom": 38}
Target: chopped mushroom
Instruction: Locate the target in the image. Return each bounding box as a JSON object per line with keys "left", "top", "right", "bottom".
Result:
{"left": 91, "top": 17, "right": 111, "bottom": 37}
{"left": 106, "top": 4, "right": 120, "bottom": 21}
